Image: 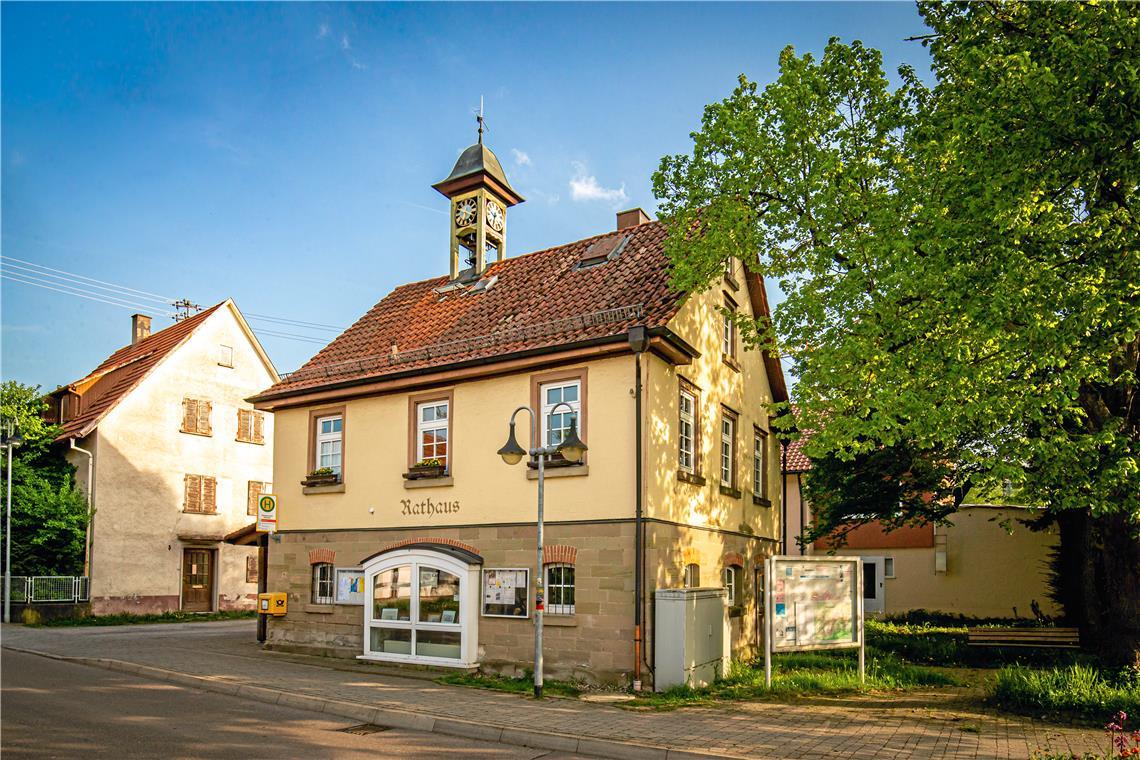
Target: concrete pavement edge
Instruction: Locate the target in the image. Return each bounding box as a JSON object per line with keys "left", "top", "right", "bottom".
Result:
{"left": 1, "top": 645, "right": 739, "bottom": 760}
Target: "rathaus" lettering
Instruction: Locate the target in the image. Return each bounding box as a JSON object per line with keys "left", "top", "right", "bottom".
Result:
{"left": 400, "top": 497, "right": 460, "bottom": 517}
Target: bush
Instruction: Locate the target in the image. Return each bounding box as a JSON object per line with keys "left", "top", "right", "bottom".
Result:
{"left": 989, "top": 664, "right": 1140, "bottom": 722}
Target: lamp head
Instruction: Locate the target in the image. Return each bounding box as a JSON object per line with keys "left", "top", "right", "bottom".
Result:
{"left": 556, "top": 417, "right": 587, "bottom": 463}
{"left": 497, "top": 421, "right": 527, "bottom": 465}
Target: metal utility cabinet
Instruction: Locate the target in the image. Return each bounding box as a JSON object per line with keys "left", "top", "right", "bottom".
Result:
{"left": 654, "top": 587, "right": 729, "bottom": 691}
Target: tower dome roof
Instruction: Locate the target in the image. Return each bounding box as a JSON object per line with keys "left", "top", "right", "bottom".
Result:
{"left": 432, "top": 142, "right": 525, "bottom": 205}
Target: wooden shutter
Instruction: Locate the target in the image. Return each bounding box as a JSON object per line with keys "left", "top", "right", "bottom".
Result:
{"left": 198, "top": 401, "right": 212, "bottom": 436}
{"left": 245, "top": 555, "right": 258, "bottom": 584}
{"left": 202, "top": 476, "right": 217, "bottom": 514}
{"left": 184, "top": 474, "right": 202, "bottom": 513}
{"left": 252, "top": 412, "right": 265, "bottom": 444}
{"left": 247, "top": 480, "right": 263, "bottom": 516}
{"left": 182, "top": 399, "right": 198, "bottom": 433}
{"left": 236, "top": 409, "right": 251, "bottom": 442}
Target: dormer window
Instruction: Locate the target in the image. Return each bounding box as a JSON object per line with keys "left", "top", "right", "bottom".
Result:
{"left": 577, "top": 234, "right": 629, "bottom": 269}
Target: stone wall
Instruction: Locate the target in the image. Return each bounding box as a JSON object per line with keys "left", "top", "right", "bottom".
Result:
{"left": 265, "top": 519, "right": 776, "bottom": 686}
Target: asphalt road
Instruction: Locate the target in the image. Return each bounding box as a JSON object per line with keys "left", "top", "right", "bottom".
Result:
{"left": 1, "top": 650, "right": 588, "bottom": 759}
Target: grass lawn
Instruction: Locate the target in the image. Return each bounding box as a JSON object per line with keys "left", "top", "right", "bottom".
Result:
{"left": 624, "top": 649, "right": 958, "bottom": 709}
{"left": 988, "top": 664, "right": 1140, "bottom": 722}
{"left": 34, "top": 609, "right": 257, "bottom": 627}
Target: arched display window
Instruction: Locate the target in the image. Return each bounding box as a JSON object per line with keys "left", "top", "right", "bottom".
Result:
{"left": 359, "top": 544, "right": 481, "bottom": 667}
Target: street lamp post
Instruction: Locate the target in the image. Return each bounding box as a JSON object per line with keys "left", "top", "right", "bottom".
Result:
{"left": 497, "top": 402, "right": 587, "bottom": 699}
{"left": 3, "top": 422, "right": 24, "bottom": 625}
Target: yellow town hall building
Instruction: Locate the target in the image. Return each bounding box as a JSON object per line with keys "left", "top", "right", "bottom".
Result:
{"left": 250, "top": 133, "right": 788, "bottom": 686}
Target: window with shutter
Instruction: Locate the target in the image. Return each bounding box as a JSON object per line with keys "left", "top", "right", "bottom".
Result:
{"left": 252, "top": 411, "right": 265, "bottom": 444}
{"left": 182, "top": 399, "right": 212, "bottom": 436}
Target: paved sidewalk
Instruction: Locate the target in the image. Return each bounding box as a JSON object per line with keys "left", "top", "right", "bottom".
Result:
{"left": 1, "top": 621, "right": 1102, "bottom": 759}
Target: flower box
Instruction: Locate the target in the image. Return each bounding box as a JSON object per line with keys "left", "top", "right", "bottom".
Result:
{"left": 403, "top": 464, "right": 447, "bottom": 480}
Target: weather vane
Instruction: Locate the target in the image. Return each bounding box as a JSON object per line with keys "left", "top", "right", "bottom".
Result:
{"left": 476, "top": 95, "right": 486, "bottom": 144}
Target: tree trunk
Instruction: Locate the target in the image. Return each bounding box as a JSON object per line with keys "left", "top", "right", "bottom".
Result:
{"left": 1057, "top": 510, "right": 1140, "bottom": 667}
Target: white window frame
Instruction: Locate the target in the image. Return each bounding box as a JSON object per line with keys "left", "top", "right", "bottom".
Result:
{"left": 753, "top": 427, "right": 768, "bottom": 499}
{"left": 884, "top": 557, "right": 896, "bottom": 578}
{"left": 312, "top": 562, "right": 334, "bottom": 605}
{"left": 315, "top": 415, "right": 343, "bottom": 476}
{"left": 361, "top": 549, "right": 479, "bottom": 668}
{"left": 679, "top": 389, "right": 695, "bottom": 472}
{"left": 684, "top": 563, "right": 700, "bottom": 588}
{"left": 415, "top": 400, "right": 450, "bottom": 469}
{"left": 722, "top": 566, "right": 738, "bottom": 605}
{"left": 540, "top": 379, "right": 581, "bottom": 448}
{"left": 545, "top": 563, "right": 575, "bottom": 615}
{"left": 721, "top": 414, "right": 736, "bottom": 487}
{"left": 218, "top": 345, "right": 234, "bottom": 368}
{"left": 722, "top": 310, "right": 736, "bottom": 357}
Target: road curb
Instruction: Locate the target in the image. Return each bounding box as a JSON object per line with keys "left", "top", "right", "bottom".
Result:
{"left": 2, "top": 645, "right": 739, "bottom": 760}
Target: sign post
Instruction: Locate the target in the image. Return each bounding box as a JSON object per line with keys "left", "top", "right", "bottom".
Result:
{"left": 256, "top": 494, "right": 278, "bottom": 534}
{"left": 764, "top": 555, "right": 864, "bottom": 688}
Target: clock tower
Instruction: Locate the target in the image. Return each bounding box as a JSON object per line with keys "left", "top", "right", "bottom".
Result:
{"left": 432, "top": 123, "right": 525, "bottom": 281}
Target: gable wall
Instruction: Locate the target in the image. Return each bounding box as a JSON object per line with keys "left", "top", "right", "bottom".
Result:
{"left": 89, "top": 306, "right": 275, "bottom": 608}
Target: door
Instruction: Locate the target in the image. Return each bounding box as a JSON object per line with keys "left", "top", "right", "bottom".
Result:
{"left": 182, "top": 548, "right": 214, "bottom": 612}
{"left": 862, "top": 557, "right": 885, "bottom": 614}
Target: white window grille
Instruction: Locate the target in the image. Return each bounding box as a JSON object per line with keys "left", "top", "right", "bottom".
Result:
{"left": 312, "top": 563, "right": 334, "bottom": 604}
{"left": 545, "top": 564, "right": 575, "bottom": 615}
{"left": 316, "top": 415, "right": 343, "bottom": 476}
{"left": 722, "top": 566, "right": 738, "bottom": 605}
{"left": 684, "top": 563, "right": 700, "bottom": 588}
{"left": 415, "top": 400, "right": 449, "bottom": 468}
{"left": 679, "top": 389, "right": 695, "bottom": 472}
{"left": 721, "top": 416, "right": 736, "bottom": 487}
{"left": 541, "top": 380, "right": 580, "bottom": 448}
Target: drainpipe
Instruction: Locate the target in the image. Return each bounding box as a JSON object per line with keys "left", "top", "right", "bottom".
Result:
{"left": 627, "top": 326, "right": 649, "bottom": 691}
{"left": 780, "top": 440, "right": 788, "bottom": 556}
{"left": 70, "top": 439, "right": 95, "bottom": 578}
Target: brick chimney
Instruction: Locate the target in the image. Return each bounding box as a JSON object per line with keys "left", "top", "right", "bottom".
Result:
{"left": 131, "top": 314, "right": 152, "bottom": 344}
{"left": 616, "top": 208, "right": 651, "bottom": 231}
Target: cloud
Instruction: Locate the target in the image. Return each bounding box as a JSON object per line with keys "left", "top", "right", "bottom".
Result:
{"left": 341, "top": 34, "right": 351, "bottom": 51}
{"left": 511, "top": 149, "right": 532, "bottom": 167}
{"left": 317, "top": 22, "right": 330, "bottom": 38}
{"left": 569, "top": 162, "right": 628, "bottom": 205}
{"left": 528, "top": 187, "right": 560, "bottom": 205}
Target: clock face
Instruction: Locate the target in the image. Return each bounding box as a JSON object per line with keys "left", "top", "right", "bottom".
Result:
{"left": 454, "top": 198, "right": 478, "bottom": 227}
{"left": 485, "top": 199, "right": 505, "bottom": 232}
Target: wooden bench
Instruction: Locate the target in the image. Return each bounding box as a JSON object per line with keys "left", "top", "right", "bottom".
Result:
{"left": 967, "top": 627, "right": 1080, "bottom": 649}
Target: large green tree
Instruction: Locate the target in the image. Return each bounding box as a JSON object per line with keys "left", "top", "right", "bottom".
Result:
{"left": 0, "top": 381, "right": 88, "bottom": 577}
{"left": 654, "top": 2, "right": 1139, "bottom": 663}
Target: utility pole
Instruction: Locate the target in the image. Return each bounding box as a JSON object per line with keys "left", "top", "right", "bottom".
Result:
{"left": 3, "top": 420, "right": 24, "bottom": 624}
{"left": 171, "top": 299, "right": 202, "bottom": 322}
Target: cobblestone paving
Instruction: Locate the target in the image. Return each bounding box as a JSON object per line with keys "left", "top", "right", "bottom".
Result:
{"left": 1, "top": 622, "right": 1103, "bottom": 759}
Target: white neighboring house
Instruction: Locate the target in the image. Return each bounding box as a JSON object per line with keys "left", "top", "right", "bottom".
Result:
{"left": 48, "top": 300, "right": 277, "bottom": 614}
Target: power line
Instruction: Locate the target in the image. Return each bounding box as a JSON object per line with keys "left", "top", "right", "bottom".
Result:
{"left": 244, "top": 313, "right": 347, "bottom": 332}
{"left": 1, "top": 273, "right": 176, "bottom": 316}
{"left": 250, "top": 327, "right": 330, "bottom": 345}
{"left": 0, "top": 255, "right": 173, "bottom": 304}
{"left": 2, "top": 255, "right": 341, "bottom": 349}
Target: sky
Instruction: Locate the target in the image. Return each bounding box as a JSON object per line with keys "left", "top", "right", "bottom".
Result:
{"left": 2, "top": 2, "right": 932, "bottom": 392}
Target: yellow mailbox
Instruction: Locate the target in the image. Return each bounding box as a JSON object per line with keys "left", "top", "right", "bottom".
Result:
{"left": 258, "top": 592, "right": 288, "bottom": 616}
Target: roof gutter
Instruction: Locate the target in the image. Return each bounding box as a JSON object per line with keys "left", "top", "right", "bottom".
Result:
{"left": 251, "top": 328, "right": 699, "bottom": 411}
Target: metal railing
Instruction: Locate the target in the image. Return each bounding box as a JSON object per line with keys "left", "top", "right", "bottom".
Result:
{"left": 5, "top": 576, "right": 89, "bottom": 604}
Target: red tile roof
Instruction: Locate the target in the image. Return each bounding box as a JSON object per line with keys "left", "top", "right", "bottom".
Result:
{"left": 784, "top": 436, "right": 812, "bottom": 472}
{"left": 256, "top": 222, "right": 688, "bottom": 400}
{"left": 782, "top": 404, "right": 812, "bottom": 472}
{"left": 51, "top": 303, "right": 225, "bottom": 440}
